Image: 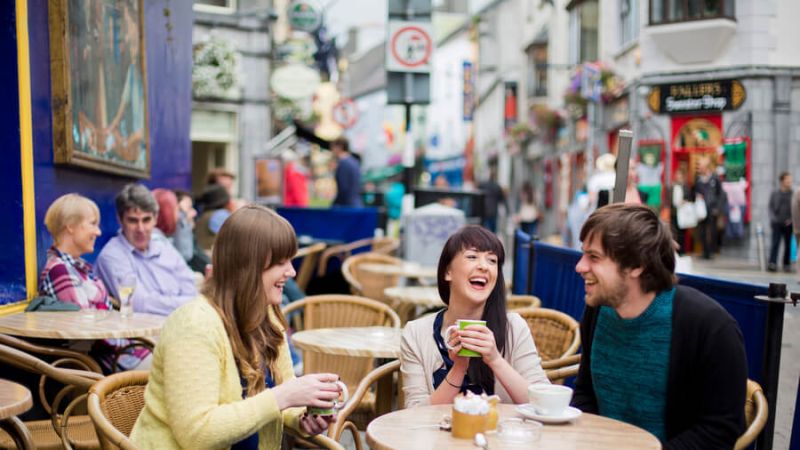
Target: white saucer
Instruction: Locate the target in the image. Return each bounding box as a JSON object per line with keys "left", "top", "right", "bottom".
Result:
{"left": 516, "top": 404, "right": 582, "bottom": 423}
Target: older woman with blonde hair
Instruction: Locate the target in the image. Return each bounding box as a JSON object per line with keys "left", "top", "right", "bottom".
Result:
{"left": 39, "top": 193, "right": 109, "bottom": 309}
{"left": 131, "top": 204, "right": 342, "bottom": 449}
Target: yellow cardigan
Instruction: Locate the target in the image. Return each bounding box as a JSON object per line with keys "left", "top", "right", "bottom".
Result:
{"left": 130, "top": 296, "right": 305, "bottom": 449}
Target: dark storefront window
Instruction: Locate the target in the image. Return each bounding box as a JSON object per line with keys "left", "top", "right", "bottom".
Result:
{"left": 650, "top": 0, "right": 734, "bottom": 25}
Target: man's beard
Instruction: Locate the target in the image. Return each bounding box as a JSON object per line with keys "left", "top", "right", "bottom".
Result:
{"left": 588, "top": 279, "right": 629, "bottom": 309}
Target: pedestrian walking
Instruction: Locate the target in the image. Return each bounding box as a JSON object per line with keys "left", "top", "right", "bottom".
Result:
{"left": 768, "top": 172, "right": 793, "bottom": 272}
{"left": 693, "top": 156, "right": 724, "bottom": 259}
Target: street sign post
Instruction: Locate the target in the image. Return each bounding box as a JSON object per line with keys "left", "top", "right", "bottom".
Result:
{"left": 387, "top": 0, "right": 432, "bottom": 214}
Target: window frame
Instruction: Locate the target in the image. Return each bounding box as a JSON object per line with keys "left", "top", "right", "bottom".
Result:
{"left": 527, "top": 43, "right": 549, "bottom": 98}
{"left": 619, "top": 0, "right": 639, "bottom": 47}
{"left": 193, "top": 0, "right": 237, "bottom": 15}
{"left": 649, "top": 0, "right": 735, "bottom": 26}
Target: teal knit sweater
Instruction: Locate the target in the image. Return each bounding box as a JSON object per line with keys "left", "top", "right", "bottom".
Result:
{"left": 591, "top": 288, "right": 675, "bottom": 441}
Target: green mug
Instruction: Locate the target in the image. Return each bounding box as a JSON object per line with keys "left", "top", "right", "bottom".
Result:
{"left": 444, "top": 319, "right": 487, "bottom": 357}
{"left": 307, "top": 380, "right": 349, "bottom": 416}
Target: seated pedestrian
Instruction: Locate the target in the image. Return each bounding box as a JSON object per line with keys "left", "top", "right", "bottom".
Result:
{"left": 400, "top": 225, "right": 549, "bottom": 407}
{"left": 96, "top": 183, "right": 197, "bottom": 315}
{"left": 40, "top": 193, "right": 150, "bottom": 371}
{"left": 130, "top": 204, "right": 342, "bottom": 449}
{"left": 40, "top": 193, "right": 109, "bottom": 310}
{"left": 174, "top": 189, "right": 212, "bottom": 273}
{"left": 572, "top": 203, "right": 747, "bottom": 448}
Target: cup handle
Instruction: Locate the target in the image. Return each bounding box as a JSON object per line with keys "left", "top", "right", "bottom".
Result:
{"left": 333, "top": 381, "right": 349, "bottom": 409}
{"left": 444, "top": 325, "right": 459, "bottom": 351}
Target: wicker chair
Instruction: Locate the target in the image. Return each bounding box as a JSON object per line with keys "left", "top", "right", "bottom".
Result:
{"left": 542, "top": 354, "right": 581, "bottom": 383}
{"left": 341, "top": 252, "right": 403, "bottom": 305}
{"left": 87, "top": 371, "right": 147, "bottom": 450}
{"left": 515, "top": 308, "right": 580, "bottom": 362}
{"left": 0, "top": 339, "right": 104, "bottom": 450}
{"left": 294, "top": 242, "right": 327, "bottom": 292}
{"left": 371, "top": 237, "right": 400, "bottom": 256}
{"left": 329, "top": 360, "right": 401, "bottom": 450}
{"left": 282, "top": 295, "right": 401, "bottom": 430}
{"left": 734, "top": 379, "right": 768, "bottom": 450}
{"left": 87, "top": 371, "right": 344, "bottom": 450}
{"left": 506, "top": 294, "right": 542, "bottom": 310}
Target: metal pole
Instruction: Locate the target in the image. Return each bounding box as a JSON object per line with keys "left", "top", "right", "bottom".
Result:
{"left": 526, "top": 233, "right": 536, "bottom": 296}
{"left": 612, "top": 130, "right": 634, "bottom": 204}
{"left": 754, "top": 284, "right": 791, "bottom": 450}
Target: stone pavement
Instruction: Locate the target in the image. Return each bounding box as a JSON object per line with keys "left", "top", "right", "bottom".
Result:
{"left": 688, "top": 255, "right": 799, "bottom": 450}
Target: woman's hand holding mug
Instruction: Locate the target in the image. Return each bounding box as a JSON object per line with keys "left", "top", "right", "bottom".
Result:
{"left": 272, "top": 373, "right": 341, "bottom": 411}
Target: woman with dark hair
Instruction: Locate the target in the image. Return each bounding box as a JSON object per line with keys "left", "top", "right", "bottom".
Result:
{"left": 400, "top": 225, "right": 549, "bottom": 407}
{"left": 131, "top": 205, "right": 342, "bottom": 449}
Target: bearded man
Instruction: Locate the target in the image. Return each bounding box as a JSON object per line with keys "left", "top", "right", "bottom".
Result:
{"left": 572, "top": 203, "right": 747, "bottom": 449}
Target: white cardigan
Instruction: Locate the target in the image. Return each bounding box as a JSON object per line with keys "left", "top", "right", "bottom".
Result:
{"left": 400, "top": 311, "right": 549, "bottom": 408}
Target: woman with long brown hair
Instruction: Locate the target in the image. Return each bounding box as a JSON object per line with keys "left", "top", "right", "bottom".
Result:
{"left": 131, "top": 205, "right": 341, "bottom": 449}
{"left": 400, "top": 225, "right": 549, "bottom": 407}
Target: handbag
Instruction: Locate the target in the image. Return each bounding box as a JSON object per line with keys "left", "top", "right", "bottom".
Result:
{"left": 677, "top": 202, "right": 698, "bottom": 229}
{"left": 694, "top": 197, "right": 708, "bottom": 221}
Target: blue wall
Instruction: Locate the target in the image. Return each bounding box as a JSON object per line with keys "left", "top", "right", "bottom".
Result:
{"left": 0, "top": 3, "right": 26, "bottom": 303}
{"left": 1, "top": 0, "right": 193, "bottom": 306}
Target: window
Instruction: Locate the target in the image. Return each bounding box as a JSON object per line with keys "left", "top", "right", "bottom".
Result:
{"left": 620, "top": 0, "right": 639, "bottom": 46}
{"left": 569, "top": 0, "right": 598, "bottom": 64}
{"left": 194, "top": 0, "right": 237, "bottom": 14}
{"left": 650, "top": 0, "right": 734, "bottom": 25}
{"left": 527, "top": 43, "right": 549, "bottom": 98}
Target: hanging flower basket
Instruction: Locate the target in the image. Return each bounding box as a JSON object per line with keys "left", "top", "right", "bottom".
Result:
{"left": 192, "top": 37, "right": 240, "bottom": 99}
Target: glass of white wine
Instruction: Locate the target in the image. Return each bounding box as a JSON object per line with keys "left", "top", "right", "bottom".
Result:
{"left": 117, "top": 275, "right": 136, "bottom": 318}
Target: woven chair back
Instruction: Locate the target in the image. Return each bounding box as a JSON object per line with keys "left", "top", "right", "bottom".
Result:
{"left": 342, "top": 253, "right": 403, "bottom": 304}
{"left": 294, "top": 243, "right": 326, "bottom": 292}
{"left": 506, "top": 294, "right": 542, "bottom": 310}
{"left": 516, "top": 308, "right": 580, "bottom": 361}
{"left": 88, "top": 370, "right": 149, "bottom": 450}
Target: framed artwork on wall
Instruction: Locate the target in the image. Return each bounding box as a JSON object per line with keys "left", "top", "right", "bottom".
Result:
{"left": 49, "top": 0, "right": 150, "bottom": 178}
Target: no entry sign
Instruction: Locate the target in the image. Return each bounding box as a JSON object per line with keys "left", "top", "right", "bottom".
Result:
{"left": 386, "top": 20, "right": 433, "bottom": 73}
{"left": 332, "top": 98, "right": 359, "bottom": 128}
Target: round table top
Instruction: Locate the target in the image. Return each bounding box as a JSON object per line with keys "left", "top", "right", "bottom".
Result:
{"left": 0, "top": 311, "right": 165, "bottom": 340}
{"left": 366, "top": 404, "right": 661, "bottom": 450}
{"left": 291, "top": 326, "right": 402, "bottom": 358}
{"left": 0, "top": 379, "right": 33, "bottom": 420}
{"left": 359, "top": 262, "right": 437, "bottom": 279}
{"left": 384, "top": 286, "right": 444, "bottom": 309}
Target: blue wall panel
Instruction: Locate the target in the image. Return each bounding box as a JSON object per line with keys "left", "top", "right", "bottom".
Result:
{"left": 0, "top": 2, "right": 27, "bottom": 302}
{"left": 0, "top": 0, "right": 193, "bottom": 305}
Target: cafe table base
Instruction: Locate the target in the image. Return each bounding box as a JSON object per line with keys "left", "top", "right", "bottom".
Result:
{"left": 366, "top": 404, "right": 661, "bottom": 450}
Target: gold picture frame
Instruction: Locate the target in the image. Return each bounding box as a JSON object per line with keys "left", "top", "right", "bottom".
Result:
{"left": 49, "top": 0, "right": 150, "bottom": 178}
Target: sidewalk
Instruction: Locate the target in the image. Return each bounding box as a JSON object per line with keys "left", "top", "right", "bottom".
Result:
{"left": 684, "top": 254, "right": 798, "bottom": 450}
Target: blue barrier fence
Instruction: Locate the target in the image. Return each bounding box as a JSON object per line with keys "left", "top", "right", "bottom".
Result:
{"left": 277, "top": 207, "right": 378, "bottom": 244}
{"left": 512, "top": 229, "right": 768, "bottom": 380}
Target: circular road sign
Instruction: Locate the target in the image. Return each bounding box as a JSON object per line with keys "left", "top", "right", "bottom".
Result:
{"left": 332, "top": 98, "right": 359, "bottom": 129}
{"left": 390, "top": 24, "right": 433, "bottom": 69}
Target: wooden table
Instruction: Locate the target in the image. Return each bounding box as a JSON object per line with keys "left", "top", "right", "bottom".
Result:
{"left": 359, "top": 262, "right": 438, "bottom": 280}
{"left": 366, "top": 404, "right": 661, "bottom": 450}
{"left": 0, "top": 379, "right": 34, "bottom": 450}
{"left": 291, "top": 326, "right": 402, "bottom": 358}
{"left": 384, "top": 286, "right": 444, "bottom": 324}
{"left": 291, "top": 326, "right": 401, "bottom": 414}
{"left": 0, "top": 311, "right": 164, "bottom": 340}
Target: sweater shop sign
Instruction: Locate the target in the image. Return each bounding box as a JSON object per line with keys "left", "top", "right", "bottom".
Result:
{"left": 647, "top": 79, "right": 746, "bottom": 114}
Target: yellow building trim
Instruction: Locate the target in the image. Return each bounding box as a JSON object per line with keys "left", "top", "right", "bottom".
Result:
{"left": 0, "top": 302, "right": 29, "bottom": 317}
{"left": 16, "top": 0, "right": 38, "bottom": 300}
